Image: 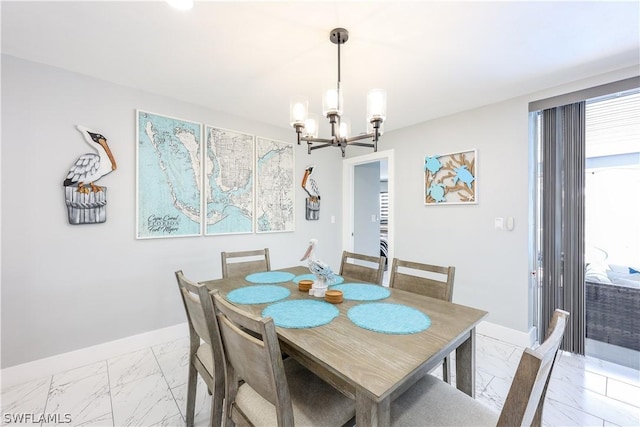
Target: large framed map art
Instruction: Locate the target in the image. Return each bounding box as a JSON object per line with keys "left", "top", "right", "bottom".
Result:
{"left": 255, "top": 137, "right": 295, "bottom": 233}
{"left": 136, "top": 110, "right": 203, "bottom": 239}
{"left": 204, "top": 126, "right": 254, "bottom": 235}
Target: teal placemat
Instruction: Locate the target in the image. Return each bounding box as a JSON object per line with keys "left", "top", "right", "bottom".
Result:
{"left": 227, "top": 285, "right": 291, "bottom": 305}
{"left": 330, "top": 283, "right": 390, "bottom": 301}
{"left": 245, "top": 271, "right": 295, "bottom": 284}
{"left": 262, "top": 300, "right": 339, "bottom": 328}
{"left": 292, "top": 273, "right": 344, "bottom": 285}
{"left": 348, "top": 303, "right": 431, "bottom": 334}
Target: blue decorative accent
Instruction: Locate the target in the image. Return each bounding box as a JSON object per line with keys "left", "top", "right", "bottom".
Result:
{"left": 424, "top": 156, "right": 442, "bottom": 174}
{"left": 293, "top": 273, "right": 344, "bottom": 285}
{"left": 227, "top": 285, "right": 290, "bottom": 305}
{"left": 262, "top": 300, "right": 339, "bottom": 328}
{"left": 453, "top": 165, "right": 475, "bottom": 188}
{"left": 348, "top": 303, "right": 431, "bottom": 334}
{"left": 426, "top": 183, "right": 446, "bottom": 203}
{"left": 630, "top": 267, "right": 640, "bottom": 274}
{"left": 245, "top": 271, "right": 295, "bottom": 284}
{"left": 329, "top": 283, "right": 390, "bottom": 301}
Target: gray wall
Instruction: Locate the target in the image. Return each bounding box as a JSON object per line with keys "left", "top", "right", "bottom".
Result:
{"left": 353, "top": 162, "right": 381, "bottom": 257}
{"left": 365, "top": 66, "right": 638, "bottom": 333}
{"left": 2, "top": 54, "right": 636, "bottom": 367}
{"left": 0, "top": 55, "right": 344, "bottom": 368}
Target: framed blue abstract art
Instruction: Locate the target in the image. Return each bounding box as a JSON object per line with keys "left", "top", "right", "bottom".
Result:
{"left": 424, "top": 148, "right": 477, "bottom": 205}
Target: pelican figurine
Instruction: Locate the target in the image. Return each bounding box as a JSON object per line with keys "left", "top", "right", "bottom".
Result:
{"left": 301, "top": 165, "right": 320, "bottom": 202}
{"left": 63, "top": 125, "right": 117, "bottom": 193}
{"left": 300, "top": 238, "right": 336, "bottom": 294}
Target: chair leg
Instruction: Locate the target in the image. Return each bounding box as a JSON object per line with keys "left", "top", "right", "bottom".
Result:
{"left": 442, "top": 355, "right": 452, "bottom": 384}
{"left": 186, "top": 363, "right": 198, "bottom": 427}
{"left": 210, "top": 373, "right": 225, "bottom": 427}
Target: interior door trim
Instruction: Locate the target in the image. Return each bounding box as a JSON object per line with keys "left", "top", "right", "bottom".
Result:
{"left": 342, "top": 149, "right": 395, "bottom": 268}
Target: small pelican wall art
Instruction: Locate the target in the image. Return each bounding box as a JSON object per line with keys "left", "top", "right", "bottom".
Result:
{"left": 301, "top": 165, "right": 321, "bottom": 220}
{"left": 63, "top": 125, "right": 117, "bottom": 224}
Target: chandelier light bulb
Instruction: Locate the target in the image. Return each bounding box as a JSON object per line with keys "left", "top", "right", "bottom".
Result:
{"left": 290, "top": 98, "right": 309, "bottom": 126}
{"left": 339, "top": 119, "right": 350, "bottom": 139}
{"left": 304, "top": 114, "right": 319, "bottom": 138}
{"left": 367, "top": 89, "right": 387, "bottom": 121}
{"left": 323, "top": 87, "right": 343, "bottom": 116}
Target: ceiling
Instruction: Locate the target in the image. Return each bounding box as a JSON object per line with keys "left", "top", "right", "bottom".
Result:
{"left": 2, "top": 1, "right": 639, "bottom": 137}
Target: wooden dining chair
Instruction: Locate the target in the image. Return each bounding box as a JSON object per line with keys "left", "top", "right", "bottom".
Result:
{"left": 389, "top": 258, "right": 456, "bottom": 382}
{"left": 391, "top": 309, "right": 570, "bottom": 427}
{"left": 339, "top": 250, "right": 386, "bottom": 285}
{"left": 175, "top": 271, "right": 225, "bottom": 427}
{"left": 212, "top": 292, "right": 356, "bottom": 427}
{"left": 221, "top": 247, "right": 270, "bottom": 278}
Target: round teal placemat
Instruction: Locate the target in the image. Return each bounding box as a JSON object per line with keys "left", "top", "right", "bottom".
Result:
{"left": 262, "top": 300, "right": 339, "bottom": 328}
{"left": 245, "top": 271, "right": 295, "bottom": 284}
{"left": 226, "top": 285, "right": 291, "bottom": 305}
{"left": 348, "top": 303, "right": 431, "bottom": 334}
{"left": 292, "top": 273, "right": 344, "bottom": 285}
{"left": 330, "top": 283, "right": 390, "bottom": 301}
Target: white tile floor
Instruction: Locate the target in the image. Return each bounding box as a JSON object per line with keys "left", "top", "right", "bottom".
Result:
{"left": 2, "top": 333, "right": 639, "bottom": 426}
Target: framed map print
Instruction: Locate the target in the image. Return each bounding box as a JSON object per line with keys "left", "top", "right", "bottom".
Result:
{"left": 136, "top": 110, "right": 203, "bottom": 238}
{"left": 424, "top": 148, "right": 477, "bottom": 205}
{"left": 255, "top": 137, "right": 295, "bottom": 233}
{"left": 204, "top": 126, "right": 254, "bottom": 235}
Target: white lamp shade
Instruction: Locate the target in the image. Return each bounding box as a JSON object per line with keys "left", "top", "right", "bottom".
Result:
{"left": 367, "top": 89, "right": 387, "bottom": 121}
{"left": 323, "top": 86, "right": 343, "bottom": 116}
{"left": 338, "top": 118, "right": 351, "bottom": 139}
{"left": 290, "top": 98, "right": 308, "bottom": 126}
{"left": 304, "top": 114, "right": 319, "bottom": 138}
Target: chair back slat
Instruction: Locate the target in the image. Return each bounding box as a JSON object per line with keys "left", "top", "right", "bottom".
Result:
{"left": 497, "top": 309, "right": 569, "bottom": 427}
{"left": 180, "top": 288, "right": 213, "bottom": 346}
{"left": 221, "top": 248, "right": 271, "bottom": 278}
{"left": 389, "top": 258, "right": 455, "bottom": 302}
{"left": 213, "top": 293, "right": 294, "bottom": 426}
{"left": 176, "top": 271, "right": 222, "bottom": 349}
{"left": 339, "top": 251, "right": 385, "bottom": 285}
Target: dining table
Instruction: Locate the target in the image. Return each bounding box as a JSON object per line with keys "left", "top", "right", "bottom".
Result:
{"left": 202, "top": 265, "right": 488, "bottom": 427}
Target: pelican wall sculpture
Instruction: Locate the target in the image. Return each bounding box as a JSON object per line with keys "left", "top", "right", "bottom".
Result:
{"left": 301, "top": 165, "right": 320, "bottom": 220}
{"left": 63, "top": 125, "right": 117, "bottom": 224}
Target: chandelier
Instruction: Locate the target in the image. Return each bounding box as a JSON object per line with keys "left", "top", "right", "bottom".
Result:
{"left": 289, "top": 28, "right": 387, "bottom": 157}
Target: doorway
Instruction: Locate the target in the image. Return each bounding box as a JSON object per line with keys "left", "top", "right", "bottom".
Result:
{"left": 343, "top": 150, "right": 395, "bottom": 284}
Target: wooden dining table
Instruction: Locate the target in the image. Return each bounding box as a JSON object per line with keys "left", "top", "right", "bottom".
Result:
{"left": 202, "top": 266, "right": 488, "bottom": 427}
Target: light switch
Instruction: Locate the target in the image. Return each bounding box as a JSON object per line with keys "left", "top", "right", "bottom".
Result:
{"left": 494, "top": 218, "right": 504, "bottom": 230}
{"left": 330, "top": 215, "right": 336, "bottom": 224}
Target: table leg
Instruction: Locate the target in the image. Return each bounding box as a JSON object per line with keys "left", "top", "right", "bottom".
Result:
{"left": 455, "top": 327, "right": 476, "bottom": 397}
{"left": 356, "top": 391, "right": 390, "bottom": 427}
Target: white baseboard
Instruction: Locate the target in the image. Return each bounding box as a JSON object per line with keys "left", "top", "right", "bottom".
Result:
{"left": 1, "top": 323, "right": 189, "bottom": 389}
{"left": 477, "top": 320, "right": 536, "bottom": 348}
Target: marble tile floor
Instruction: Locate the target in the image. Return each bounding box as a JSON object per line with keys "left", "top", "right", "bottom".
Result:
{"left": 2, "top": 333, "right": 639, "bottom": 426}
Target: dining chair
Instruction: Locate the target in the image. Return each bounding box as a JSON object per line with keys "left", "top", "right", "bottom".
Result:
{"left": 388, "top": 257, "right": 456, "bottom": 383}
{"left": 175, "top": 271, "right": 225, "bottom": 427}
{"left": 211, "top": 291, "right": 356, "bottom": 427}
{"left": 221, "top": 247, "right": 270, "bottom": 279}
{"left": 391, "top": 309, "right": 570, "bottom": 427}
{"left": 339, "top": 250, "right": 386, "bottom": 285}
